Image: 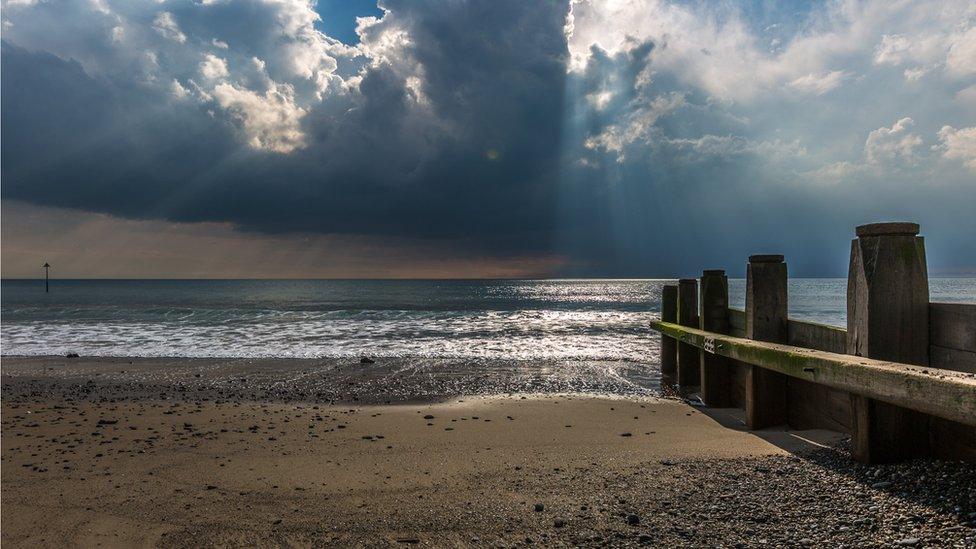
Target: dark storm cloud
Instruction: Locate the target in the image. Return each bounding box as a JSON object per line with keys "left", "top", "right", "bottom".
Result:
{"left": 2, "top": 0, "right": 568, "bottom": 255}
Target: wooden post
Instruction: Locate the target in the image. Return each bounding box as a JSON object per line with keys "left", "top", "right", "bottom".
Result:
{"left": 676, "top": 278, "right": 700, "bottom": 387}
{"left": 745, "top": 254, "right": 789, "bottom": 429}
{"left": 847, "top": 222, "right": 930, "bottom": 463}
{"left": 699, "top": 270, "right": 731, "bottom": 406}
{"left": 660, "top": 285, "right": 678, "bottom": 382}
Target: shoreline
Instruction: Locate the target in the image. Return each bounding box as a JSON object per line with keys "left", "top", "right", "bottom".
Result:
{"left": 2, "top": 357, "right": 975, "bottom": 547}
{"left": 0, "top": 355, "right": 661, "bottom": 405}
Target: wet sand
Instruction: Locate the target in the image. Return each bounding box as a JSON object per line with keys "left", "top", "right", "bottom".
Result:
{"left": 0, "top": 355, "right": 660, "bottom": 404}
{"left": 2, "top": 356, "right": 975, "bottom": 547}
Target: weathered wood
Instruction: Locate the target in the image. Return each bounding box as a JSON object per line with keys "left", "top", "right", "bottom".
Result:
{"left": 930, "top": 302, "right": 976, "bottom": 354}
{"left": 784, "top": 317, "right": 854, "bottom": 431}
{"left": 931, "top": 345, "right": 976, "bottom": 374}
{"left": 700, "top": 270, "right": 731, "bottom": 406}
{"left": 728, "top": 361, "right": 748, "bottom": 408}
{"left": 727, "top": 308, "right": 747, "bottom": 337}
{"left": 647, "top": 320, "right": 976, "bottom": 427}
{"left": 660, "top": 285, "right": 678, "bottom": 381}
{"left": 787, "top": 378, "right": 852, "bottom": 433}
{"left": 677, "top": 278, "right": 700, "bottom": 387}
{"left": 745, "top": 254, "right": 789, "bottom": 429}
{"left": 847, "top": 222, "right": 930, "bottom": 463}
{"left": 928, "top": 303, "right": 976, "bottom": 460}
{"left": 726, "top": 307, "right": 750, "bottom": 402}
{"left": 788, "top": 319, "right": 846, "bottom": 354}
{"left": 930, "top": 417, "right": 976, "bottom": 461}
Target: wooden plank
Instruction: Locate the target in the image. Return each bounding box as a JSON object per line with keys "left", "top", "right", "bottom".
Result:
{"left": 825, "top": 387, "right": 855, "bottom": 432}
{"left": 788, "top": 319, "right": 846, "bottom": 354}
{"left": 727, "top": 307, "right": 750, "bottom": 408}
{"left": 931, "top": 345, "right": 976, "bottom": 374}
{"left": 930, "top": 418, "right": 976, "bottom": 461}
{"left": 660, "top": 285, "right": 678, "bottom": 380}
{"left": 728, "top": 361, "right": 747, "bottom": 408}
{"left": 745, "top": 255, "right": 789, "bottom": 429}
{"left": 926, "top": 305, "right": 976, "bottom": 462}
{"left": 785, "top": 319, "right": 853, "bottom": 432}
{"left": 648, "top": 320, "right": 976, "bottom": 427}
{"left": 847, "top": 222, "right": 930, "bottom": 463}
{"left": 930, "top": 302, "right": 976, "bottom": 353}
{"left": 677, "top": 279, "right": 700, "bottom": 387}
{"left": 786, "top": 378, "right": 853, "bottom": 433}
{"left": 727, "top": 308, "right": 747, "bottom": 338}
{"left": 700, "top": 270, "right": 732, "bottom": 406}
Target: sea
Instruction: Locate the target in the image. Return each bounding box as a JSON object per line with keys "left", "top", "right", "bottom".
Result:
{"left": 3, "top": 278, "right": 975, "bottom": 361}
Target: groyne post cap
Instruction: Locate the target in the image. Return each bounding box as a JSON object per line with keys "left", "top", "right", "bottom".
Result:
{"left": 702, "top": 269, "right": 726, "bottom": 276}
{"left": 748, "top": 254, "right": 785, "bottom": 263}
{"left": 856, "top": 222, "right": 920, "bottom": 238}
{"left": 678, "top": 278, "right": 697, "bottom": 285}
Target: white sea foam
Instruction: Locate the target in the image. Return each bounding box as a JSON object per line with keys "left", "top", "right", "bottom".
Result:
{"left": 0, "top": 309, "right": 657, "bottom": 360}
{"left": 3, "top": 278, "right": 973, "bottom": 360}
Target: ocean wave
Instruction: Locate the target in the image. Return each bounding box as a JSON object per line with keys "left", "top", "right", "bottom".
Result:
{"left": 0, "top": 309, "right": 659, "bottom": 361}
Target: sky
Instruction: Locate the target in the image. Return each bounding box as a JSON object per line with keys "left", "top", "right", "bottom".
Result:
{"left": 2, "top": 0, "right": 975, "bottom": 279}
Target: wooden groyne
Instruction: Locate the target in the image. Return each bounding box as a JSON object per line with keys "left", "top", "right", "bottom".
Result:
{"left": 651, "top": 222, "right": 976, "bottom": 464}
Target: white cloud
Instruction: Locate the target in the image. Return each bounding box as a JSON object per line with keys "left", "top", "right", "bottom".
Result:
{"left": 3, "top": 0, "right": 974, "bottom": 179}
{"left": 874, "top": 34, "right": 911, "bottom": 65}
{"left": 152, "top": 11, "right": 185, "bottom": 44}
{"left": 586, "top": 90, "right": 613, "bottom": 110}
{"left": 170, "top": 79, "right": 189, "bottom": 99}
{"left": 584, "top": 92, "right": 686, "bottom": 161}
{"left": 903, "top": 66, "right": 931, "bottom": 81}
{"left": 873, "top": 33, "right": 944, "bottom": 67}
{"left": 256, "top": 0, "right": 345, "bottom": 98}
{"left": 803, "top": 118, "right": 931, "bottom": 182}
{"left": 872, "top": 23, "right": 976, "bottom": 81}
{"left": 567, "top": 0, "right": 976, "bottom": 100}
{"left": 946, "top": 26, "right": 976, "bottom": 77}
{"left": 665, "top": 135, "right": 806, "bottom": 161}
{"left": 212, "top": 82, "right": 307, "bottom": 154}
{"left": 799, "top": 160, "right": 871, "bottom": 185}
{"left": 186, "top": 79, "right": 212, "bottom": 102}
{"left": 865, "top": 118, "right": 924, "bottom": 166}
{"left": 787, "top": 70, "right": 850, "bottom": 96}
{"left": 200, "top": 53, "right": 229, "bottom": 80}
{"left": 957, "top": 84, "right": 976, "bottom": 106}
{"left": 937, "top": 126, "right": 976, "bottom": 171}
{"left": 566, "top": 0, "right": 770, "bottom": 101}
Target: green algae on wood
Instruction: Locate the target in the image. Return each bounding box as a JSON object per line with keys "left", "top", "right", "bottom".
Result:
{"left": 650, "top": 320, "right": 976, "bottom": 427}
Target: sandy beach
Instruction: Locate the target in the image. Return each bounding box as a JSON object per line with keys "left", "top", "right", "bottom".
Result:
{"left": 3, "top": 356, "right": 975, "bottom": 547}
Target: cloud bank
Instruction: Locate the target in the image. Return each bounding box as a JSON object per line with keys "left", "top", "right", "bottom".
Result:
{"left": 2, "top": 0, "right": 975, "bottom": 276}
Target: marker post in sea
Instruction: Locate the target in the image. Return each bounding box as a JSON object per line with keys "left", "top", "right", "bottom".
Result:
{"left": 43, "top": 262, "right": 50, "bottom": 293}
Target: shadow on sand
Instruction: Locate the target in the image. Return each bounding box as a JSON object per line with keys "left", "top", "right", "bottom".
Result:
{"left": 697, "top": 405, "right": 976, "bottom": 525}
